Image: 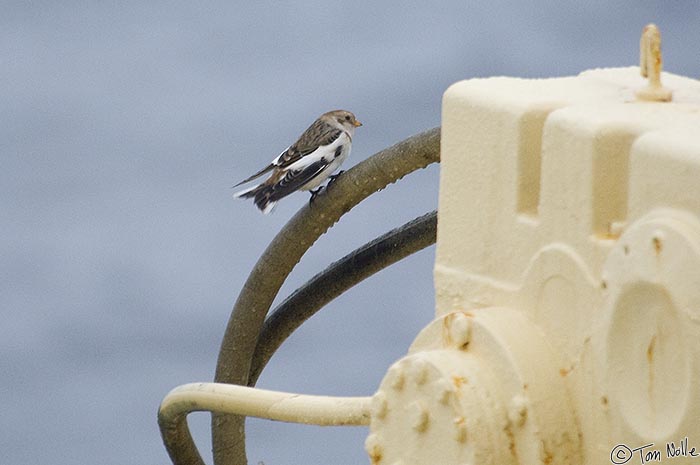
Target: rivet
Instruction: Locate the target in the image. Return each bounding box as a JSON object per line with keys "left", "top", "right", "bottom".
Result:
{"left": 412, "top": 358, "right": 430, "bottom": 385}
{"left": 508, "top": 395, "right": 528, "bottom": 427}
{"left": 365, "top": 433, "right": 383, "bottom": 463}
{"left": 410, "top": 402, "right": 430, "bottom": 432}
{"left": 449, "top": 313, "right": 472, "bottom": 349}
{"left": 371, "top": 392, "right": 388, "bottom": 419}
{"left": 436, "top": 379, "right": 455, "bottom": 405}
{"left": 453, "top": 416, "right": 468, "bottom": 443}
{"left": 388, "top": 364, "right": 405, "bottom": 391}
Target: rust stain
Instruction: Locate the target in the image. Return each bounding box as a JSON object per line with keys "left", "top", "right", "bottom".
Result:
{"left": 559, "top": 366, "right": 573, "bottom": 377}
{"left": 647, "top": 335, "right": 657, "bottom": 364}
{"left": 598, "top": 231, "right": 621, "bottom": 241}
{"left": 652, "top": 236, "right": 662, "bottom": 255}
{"left": 452, "top": 375, "right": 468, "bottom": 389}
{"left": 368, "top": 447, "right": 382, "bottom": 465}
{"left": 542, "top": 445, "right": 554, "bottom": 465}
{"left": 601, "top": 396, "right": 609, "bottom": 406}
{"left": 503, "top": 423, "right": 518, "bottom": 460}
{"left": 442, "top": 315, "right": 452, "bottom": 346}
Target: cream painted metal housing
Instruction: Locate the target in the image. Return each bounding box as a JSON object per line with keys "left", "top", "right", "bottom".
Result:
{"left": 366, "top": 67, "right": 700, "bottom": 464}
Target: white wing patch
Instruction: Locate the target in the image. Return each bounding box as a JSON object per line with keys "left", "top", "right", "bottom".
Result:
{"left": 271, "top": 148, "right": 290, "bottom": 166}
{"left": 233, "top": 131, "right": 352, "bottom": 212}
{"left": 286, "top": 133, "right": 349, "bottom": 171}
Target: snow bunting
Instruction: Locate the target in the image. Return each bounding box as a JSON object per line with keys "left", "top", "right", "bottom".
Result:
{"left": 233, "top": 110, "right": 362, "bottom": 214}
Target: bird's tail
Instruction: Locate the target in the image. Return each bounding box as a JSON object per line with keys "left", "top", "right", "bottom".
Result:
{"left": 233, "top": 184, "right": 277, "bottom": 214}
{"left": 232, "top": 183, "right": 261, "bottom": 199}
{"left": 232, "top": 164, "right": 274, "bottom": 188}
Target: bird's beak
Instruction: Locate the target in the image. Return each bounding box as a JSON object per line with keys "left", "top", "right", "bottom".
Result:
{"left": 353, "top": 120, "right": 363, "bottom": 127}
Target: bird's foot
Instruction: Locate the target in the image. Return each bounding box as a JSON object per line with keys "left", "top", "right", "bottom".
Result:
{"left": 309, "top": 171, "right": 344, "bottom": 206}
{"left": 327, "top": 170, "right": 345, "bottom": 188}
{"left": 309, "top": 188, "right": 322, "bottom": 204}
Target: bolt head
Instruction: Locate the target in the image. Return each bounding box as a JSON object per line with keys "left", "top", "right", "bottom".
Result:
{"left": 453, "top": 416, "right": 468, "bottom": 443}
{"left": 365, "top": 433, "right": 383, "bottom": 463}
{"left": 448, "top": 313, "right": 472, "bottom": 349}
{"left": 436, "top": 379, "right": 455, "bottom": 405}
{"left": 410, "top": 402, "right": 430, "bottom": 432}
{"left": 412, "top": 358, "right": 431, "bottom": 385}
{"left": 387, "top": 364, "right": 405, "bottom": 390}
{"left": 508, "top": 394, "right": 529, "bottom": 427}
{"left": 371, "top": 391, "right": 388, "bottom": 419}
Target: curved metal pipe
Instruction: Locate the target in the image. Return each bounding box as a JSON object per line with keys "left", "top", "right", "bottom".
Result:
{"left": 160, "top": 383, "right": 371, "bottom": 427}
{"left": 158, "top": 212, "right": 437, "bottom": 465}
{"left": 248, "top": 210, "right": 437, "bottom": 386}
{"left": 158, "top": 128, "right": 440, "bottom": 465}
{"left": 212, "top": 127, "right": 440, "bottom": 465}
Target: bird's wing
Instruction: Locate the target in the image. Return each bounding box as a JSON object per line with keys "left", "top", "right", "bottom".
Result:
{"left": 265, "top": 158, "right": 331, "bottom": 202}
{"left": 233, "top": 119, "right": 341, "bottom": 187}
{"left": 275, "top": 119, "right": 343, "bottom": 168}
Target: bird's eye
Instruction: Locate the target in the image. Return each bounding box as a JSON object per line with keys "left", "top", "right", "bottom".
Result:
{"left": 345, "top": 115, "right": 351, "bottom": 121}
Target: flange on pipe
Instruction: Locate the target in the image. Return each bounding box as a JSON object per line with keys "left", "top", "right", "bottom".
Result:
{"left": 366, "top": 309, "right": 581, "bottom": 465}
{"left": 591, "top": 208, "right": 700, "bottom": 451}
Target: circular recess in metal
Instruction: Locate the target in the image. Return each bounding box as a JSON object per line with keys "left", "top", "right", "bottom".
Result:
{"left": 599, "top": 209, "right": 700, "bottom": 440}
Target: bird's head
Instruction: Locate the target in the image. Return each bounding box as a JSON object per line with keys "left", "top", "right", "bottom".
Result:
{"left": 324, "top": 109, "right": 362, "bottom": 135}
